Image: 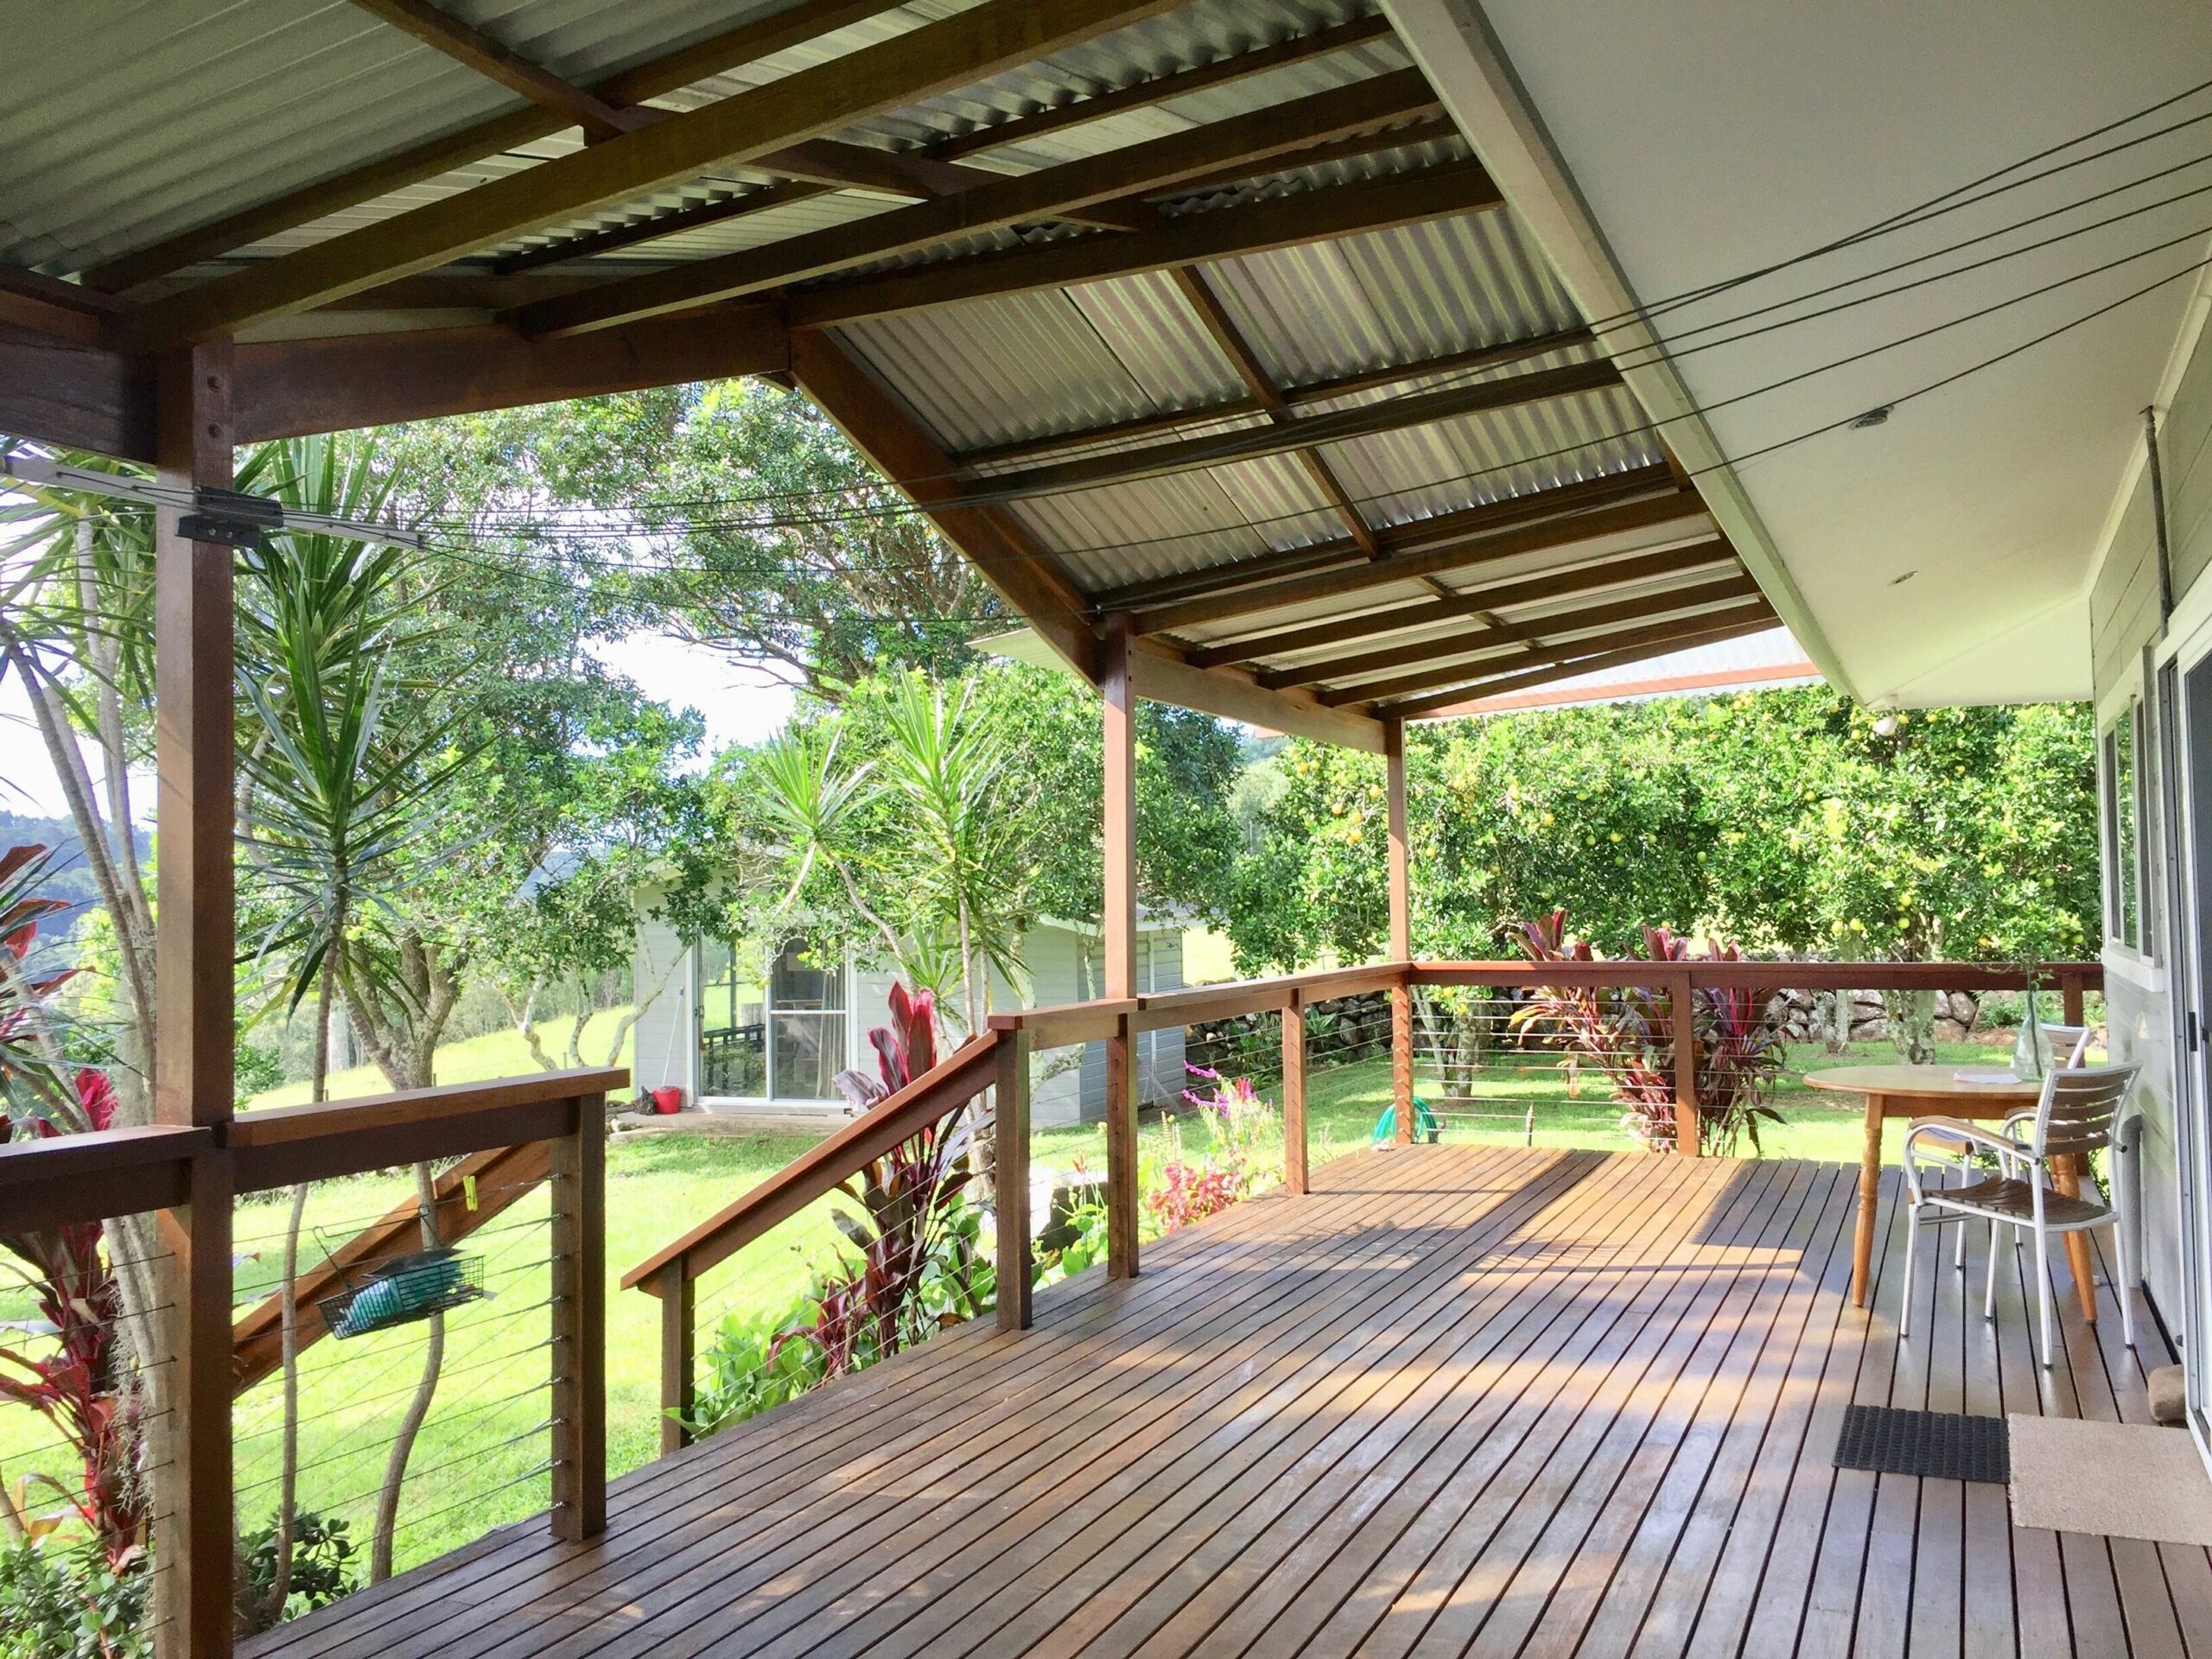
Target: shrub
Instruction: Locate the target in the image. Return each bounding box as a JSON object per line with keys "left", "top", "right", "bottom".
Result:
{"left": 238, "top": 1510, "right": 357, "bottom": 1632}
{"left": 1147, "top": 1164, "right": 1245, "bottom": 1231}
{"left": 0, "top": 1535, "right": 146, "bottom": 1659}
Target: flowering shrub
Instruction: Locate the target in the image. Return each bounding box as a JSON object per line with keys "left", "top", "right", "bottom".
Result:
{"left": 1146, "top": 1162, "right": 1246, "bottom": 1231}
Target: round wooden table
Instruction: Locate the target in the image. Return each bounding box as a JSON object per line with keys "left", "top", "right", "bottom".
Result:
{"left": 1801, "top": 1064, "right": 2097, "bottom": 1319}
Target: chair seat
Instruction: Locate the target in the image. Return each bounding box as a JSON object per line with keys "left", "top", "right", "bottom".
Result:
{"left": 1928, "top": 1174, "right": 2111, "bottom": 1229}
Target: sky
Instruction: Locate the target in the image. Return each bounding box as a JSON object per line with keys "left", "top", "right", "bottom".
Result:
{"left": 0, "top": 632, "right": 796, "bottom": 822}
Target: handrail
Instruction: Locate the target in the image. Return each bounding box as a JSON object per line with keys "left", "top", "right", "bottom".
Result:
{"left": 623, "top": 1032, "right": 1002, "bottom": 1294}
{"left": 0, "top": 1124, "right": 212, "bottom": 1230}
{"left": 224, "top": 1065, "right": 626, "bottom": 1191}
{"left": 1409, "top": 959, "right": 2102, "bottom": 994}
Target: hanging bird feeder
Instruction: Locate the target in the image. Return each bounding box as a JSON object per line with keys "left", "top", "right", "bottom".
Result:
{"left": 317, "top": 1247, "right": 483, "bottom": 1339}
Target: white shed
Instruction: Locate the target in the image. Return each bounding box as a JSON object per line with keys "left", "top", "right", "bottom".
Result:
{"left": 629, "top": 914, "right": 1185, "bottom": 1129}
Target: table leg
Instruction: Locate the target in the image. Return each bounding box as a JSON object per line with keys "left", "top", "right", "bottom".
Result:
{"left": 2052, "top": 1153, "right": 2099, "bottom": 1323}
{"left": 1853, "top": 1092, "right": 1884, "bottom": 1308}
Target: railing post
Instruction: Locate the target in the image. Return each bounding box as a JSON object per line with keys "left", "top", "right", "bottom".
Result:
{"left": 1282, "top": 989, "right": 1308, "bottom": 1194}
{"left": 1391, "top": 972, "right": 1415, "bottom": 1146}
{"left": 2059, "top": 968, "right": 2086, "bottom": 1028}
{"left": 550, "top": 1093, "right": 606, "bottom": 1540}
{"left": 658, "top": 1259, "right": 694, "bottom": 1455}
{"left": 995, "top": 1029, "right": 1033, "bottom": 1332}
{"left": 151, "top": 338, "right": 237, "bottom": 1659}
{"left": 1671, "top": 968, "right": 1701, "bottom": 1156}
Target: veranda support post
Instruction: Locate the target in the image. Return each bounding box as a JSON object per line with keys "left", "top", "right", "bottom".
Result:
{"left": 1102, "top": 613, "right": 1141, "bottom": 1279}
{"left": 151, "top": 340, "right": 238, "bottom": 1659}
{"left": 1385, "top": 718, "right": 1414, "bottom": 1145}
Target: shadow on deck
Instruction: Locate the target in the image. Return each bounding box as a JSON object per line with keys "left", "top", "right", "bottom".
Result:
{"left": 245, "top": 1144, "right": 2206, "bottom": 1659}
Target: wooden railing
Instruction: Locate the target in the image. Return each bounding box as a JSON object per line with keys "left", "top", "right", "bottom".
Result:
{"left": 625, "top": 957, "right": 2102, "bottom": 1455}
{"left": 0, "top": 1065, "right": 623, "bottom": 1653}
{"left": 625, "top": 1032, "right": 1006, "bottom": 1450}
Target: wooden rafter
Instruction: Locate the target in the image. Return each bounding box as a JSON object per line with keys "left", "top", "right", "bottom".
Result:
{"left": 346, "top": 0, "right": 650, "bottom": 142}
{"left": 785, "top": 156, "right": 1506, "bottom": 328}
{"left": 1218, "top": 537, "right": 1736, "bottom": 674}
{"left": 789, "top": 330, "right": 1100, "bottom": 680}
{"left": 1129, "top": 486, "right": 1706, "bottom": 635}
{"left": 1387, "top": 613, "right": 1783, "bottom": 719}
{"left": 963, "top": 358, "right": 1622, "bottom": 511}
{"left": 963, "top": 327, "right": 1594, "bottom": 471}
{"left": 1114, "top": 461, "right": 1675, "bottom": 626}
{"left": 79, "top": 0, "right": 896, "bottom": 294}
{"left": 937, "top": 13, "right": 1395, "bottom": 160}
{"left": 747, "top": 139, "right": 1149, "bottom": 232}
{"left": 124, "top": 0, "right": 1182, "bottom": 346}
{"left": 1311, "top": 575, "right": 1768, "bottom": 702}
{"left": 511, "top": 70, "right": 1444, "bottom": 337}
{"left": 497, "top": 11, "right": 1395, "bottom": 277}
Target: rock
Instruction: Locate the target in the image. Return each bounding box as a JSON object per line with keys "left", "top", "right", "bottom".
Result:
{"left": 2150, "top": 1363, "right": 2188, "bottom": 1425}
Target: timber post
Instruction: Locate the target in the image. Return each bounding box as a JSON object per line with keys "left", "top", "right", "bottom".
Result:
{"left": 995, "top": 1028, "right": 1033, "bottom": 1330}
{"left": 550, "top": 1093, "right": 607, "bottom": 1540}
{"left": 1282, "top": 989, "right": 1308, "bottom": 1194}
{"left": 1670, "top": 967, "right": 1701, "bottom": 1156}
{"left": 1102, "top": 612, "right": 1141, "bottom": 1279}
{"left": 658, "top": 1260, "right": 694, "bottom": 1455}
{"left": 1385, "top": 718, "right": 1414, "bottom": 1145}
{"left": 150, "top": 339, "right": 238, "bottom": 1659}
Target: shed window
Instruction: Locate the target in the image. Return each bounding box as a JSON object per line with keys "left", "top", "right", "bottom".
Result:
{"left": 698, "top": 940, "right": 848, "bottom": 1102}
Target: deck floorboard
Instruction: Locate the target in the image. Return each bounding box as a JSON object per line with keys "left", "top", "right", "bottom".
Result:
{"left": 247, "top": 1146, "right": 2210, "bottom": 1659}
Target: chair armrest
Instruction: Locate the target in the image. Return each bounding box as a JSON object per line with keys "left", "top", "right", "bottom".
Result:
{"left": 1904, "top": 1116, "right": 2031, "bottom": 1165}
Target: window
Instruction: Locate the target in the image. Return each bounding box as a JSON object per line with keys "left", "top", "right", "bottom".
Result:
{"left": 2103, "top": 698, "right": 2146, "bottom": 950}
{"left": 696, "top": 940, "right": 846, "bottom": 1101}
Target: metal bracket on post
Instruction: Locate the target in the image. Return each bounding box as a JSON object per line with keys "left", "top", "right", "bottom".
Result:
{"left": 175, "top": 486, "right": 279, "bottom": 550}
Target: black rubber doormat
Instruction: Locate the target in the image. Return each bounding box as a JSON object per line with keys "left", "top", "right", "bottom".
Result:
{"left": 1834, "top": 1406, "right": 2011, "bottom": 1484}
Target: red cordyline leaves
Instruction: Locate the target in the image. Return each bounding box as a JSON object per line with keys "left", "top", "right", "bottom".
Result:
{"left": 0, "top": 1068, "right": 146, "bottom": 1567}
{"left": 1512, "top": 908, "right": 1784, "bottom": 1155}
{"left": 783, "top": 981, "right": 982, "bottom": 1379}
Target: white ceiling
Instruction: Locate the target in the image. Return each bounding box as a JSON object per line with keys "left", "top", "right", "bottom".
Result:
{"left": 1397, "top": 0, "right": 2212, "bottom": 705}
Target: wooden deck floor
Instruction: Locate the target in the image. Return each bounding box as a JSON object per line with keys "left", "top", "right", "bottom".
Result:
{"left": 249, "top": 1145, "right": 2212, "bottom": 1659}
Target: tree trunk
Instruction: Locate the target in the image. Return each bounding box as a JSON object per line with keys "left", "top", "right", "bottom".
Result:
{"left": 370, "top": 1163, "right": 445, "bottom": 1582}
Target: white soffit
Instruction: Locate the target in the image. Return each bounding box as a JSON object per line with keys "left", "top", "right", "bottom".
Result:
{"left": 1384, "top": 0, "right": 2212, "bottom": 707}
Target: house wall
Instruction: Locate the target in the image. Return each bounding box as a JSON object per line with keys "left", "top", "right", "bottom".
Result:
{"left": 629, "top": 911, "right": 695, "bottom": 1105}
{"left": 626, "top": 918, "right": 1187, "bottom": 1129}
{"left": 2088, "top": 314, "right": 2212, "bottom": 1330}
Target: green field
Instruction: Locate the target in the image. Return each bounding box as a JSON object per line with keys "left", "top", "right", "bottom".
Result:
{"left": 3, "top": 1032, "right": 2031, "bottom": 1596}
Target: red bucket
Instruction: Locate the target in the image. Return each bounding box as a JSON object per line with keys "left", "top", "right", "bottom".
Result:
{"left": 651, "top": 1085, "right": 684, "bottom": 1116}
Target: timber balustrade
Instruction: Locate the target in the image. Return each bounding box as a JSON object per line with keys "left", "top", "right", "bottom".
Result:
{"left": 626, "top": 953, "right": 2097, "bottom": 1460}
{"left": 0, "top": 1064, "right": 621, "bottom": 1648}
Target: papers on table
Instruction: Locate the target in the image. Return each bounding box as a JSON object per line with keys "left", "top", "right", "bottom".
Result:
{"left": 1953, "top": 1070, "right": 2022, "bottom": 1086}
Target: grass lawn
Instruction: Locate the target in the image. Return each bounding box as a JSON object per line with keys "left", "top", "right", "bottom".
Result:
{"left": 0, "top": 1027, "right": 2047, "bottom": 1597}
{"left": 245, "top": 1007, "right": 639, "bottom": 1109}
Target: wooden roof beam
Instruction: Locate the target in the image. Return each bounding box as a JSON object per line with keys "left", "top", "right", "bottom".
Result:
{"left": 511, "top": 69, "right": 1445, "bottom": 337}
{"left": 346, "top": 0, "right": 652, "bottom": 143}
{"left": 786, "top": 155, "right": 1506, "bottom": 328}
{"left": 962, "top": 327, "right": 1593, "bottom": 471}
{"left": 963, "top": 356, "right": 1620, "bottom": 510}
{"left": 1218, "top": 536, "right": 1738, "bottom": 675}
{"left": 1123, "top": 462, "right": 1676, "bottom": 634}
{"left": 1387, "top": 613, "right": 1785, "bottom": 720}
{"left": 789, "top": 330, "right": 1099, "bottom": 681}
{"left": 79, "top": 0, "right": 898, "bottom": 294}
{"left": 124, "top": 0, "right": 1183, "bottom": 347}
{"left": 1310, "top": 575, "right": 1768, "bottom": 702}
{"left": 1129, "top": 485, "right": 1706, "bottom": 636}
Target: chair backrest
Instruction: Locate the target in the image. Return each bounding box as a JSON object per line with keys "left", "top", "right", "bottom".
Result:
{"left": 2029, "top": 1063, "right": 2138, "bottom": 1160}
{"left": 2041, "top": 1023, "right": 2092, "bottom": 1068}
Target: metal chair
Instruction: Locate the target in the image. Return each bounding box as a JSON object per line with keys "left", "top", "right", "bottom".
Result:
{"left": 1916, "top": 1022, "right": 2092, "bottom": 1268}
{"left": 1900, "top": 1063, "right": 2139, "bottom": 1368}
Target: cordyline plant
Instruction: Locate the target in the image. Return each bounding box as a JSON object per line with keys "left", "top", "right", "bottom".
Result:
{"left": 804, "top": 982, "right": 988, "bottom": 1372}
{"left": 1511, "top": 908, "right": 1786, "bottom": 1155}
{"left": 0, "top": 1067, "right": 144, "bottom": 1569}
